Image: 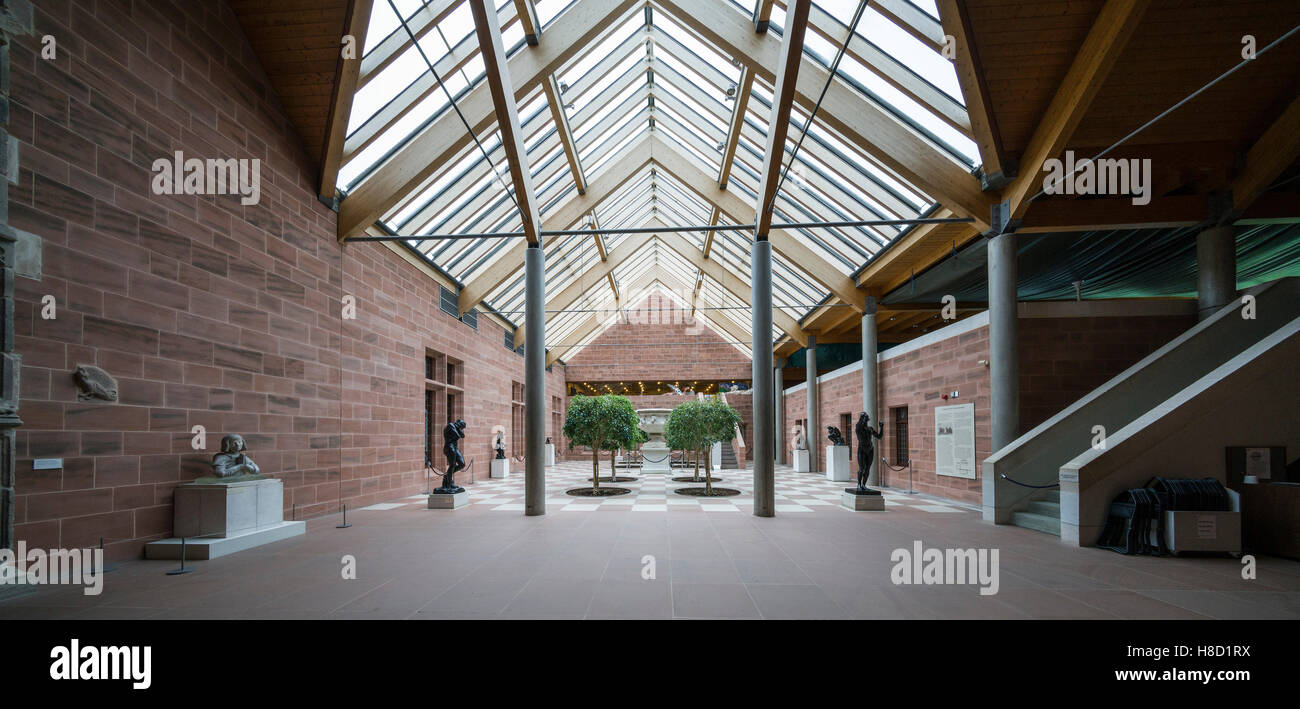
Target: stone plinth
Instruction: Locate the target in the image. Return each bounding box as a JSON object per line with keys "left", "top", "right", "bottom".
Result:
{"left": 490, "top": 458, "right": 510, "bottom": 479}
{"left": 428, "top": 491, "right": 469, "bottom": 509}
{"left": 545, "top": 443, "right": 555, "bottom": 467}
{"left": 173, "top": 478, "right": 284, "bottom": 538}
{"left": 641, "top": 442, "right": 672, "bottom": 473}
{"left": 842, "top": 490, "right": 885, "bottom": 511}
{"left": 792, "top": 449, "right": 810, "bottom": 472}
{"left": 145, "top": 478, "right": 304, "bottom": 560}
{"left": 826, "top": 445, "right": 850, "bottom": 482}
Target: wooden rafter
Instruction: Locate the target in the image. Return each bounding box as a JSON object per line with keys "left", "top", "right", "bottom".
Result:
{"left": 1232, "top": 94, "right": 1300, "bottom": 215}
{"left": 319, "top": 0, "right": 373, "bottom": 200}
{"left": 654, "top": 0, "right": 992, "bottom": 229}
{"left": 471, "top": 0, "right": 542, "bottom": 245}
{"left": 754, "top": 0, "right": 811, "bottom": 239}
{"left": 338, "top": 0, "right": 638, "bottom": 240}
{"left": 545, "top": 73, "right": 587, "bottom": 194}
{"left": 1002, "top": 0, "right": 1152, "bottom": 223}
{"left": 935, "top": 0, "right": 1007, "bottom": 185}
{"left": 456, "top": 133, "right": 653, "bottom": 315}
{"left": 514, "top": 0, "right": 540, "bottom": 45}
{"left": 807, "top": 2, "right": 970, "bottom": 138}
{"left": 718, "top": 67, "right": 754, "bottom": 189}
{"left": 650, "top": 136, "right": 865, "bottom": 313}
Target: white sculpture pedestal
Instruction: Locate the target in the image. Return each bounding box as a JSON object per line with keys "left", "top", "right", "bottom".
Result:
{"left": 428, "top": 491, "right": 469, "bottom": 509}
{"left": 711, "top": 442, "right": 722, "bottom": 470}
{"left": 841, "top": 490, "right": 885, "bottom": 511}
{"left": 792, "top": 449, "right": 810, "bottom": 472}
{"left": 490, "top": 458, "right": 510, "bottom": 479}
{"left": 826, "top": 445, "right": 850, "bottom": 482}
{"left": 641, "top": 442, "right": 672, "bottom": 473}
{"left": 545, "top": 443, "right": 555, "bottom": 467}
{"left": 145, "top": 478, "right": 304, "bottom": 560}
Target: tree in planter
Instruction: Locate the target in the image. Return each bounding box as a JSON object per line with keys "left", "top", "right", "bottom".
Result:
{"left": 665, "top": 400, "right": 708, "bottom": 482}
{"left": 563, "top": 394, "right": 638, "bottom": 493}
{"left": 699, "top": 397, "right": 743, "bottom": 495}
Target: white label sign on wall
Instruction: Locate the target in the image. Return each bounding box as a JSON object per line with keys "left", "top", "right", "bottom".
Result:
{"left": 935, "top": 403, "right": 976, "bottom": 479}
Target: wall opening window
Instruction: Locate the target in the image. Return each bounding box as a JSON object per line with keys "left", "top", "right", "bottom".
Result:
{"left": 839, "top": 412, "right": 852, "bottom": 459}
{"left": 891, "top": 406, "right": 909, "bottom": 465}
{"left": 426, "top": 350, "right": 463, "bottom": 467}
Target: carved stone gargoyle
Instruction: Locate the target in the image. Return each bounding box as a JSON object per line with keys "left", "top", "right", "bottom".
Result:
{"left": 72, "top": 365, "right": 118, "bottom": 403}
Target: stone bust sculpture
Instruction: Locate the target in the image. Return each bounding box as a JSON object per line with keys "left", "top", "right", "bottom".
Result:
{"left": 793, "top": 427, "right": 807, "bottom": 451}
{"left": 211, "top": 434, "right": 261, "bottom": 479}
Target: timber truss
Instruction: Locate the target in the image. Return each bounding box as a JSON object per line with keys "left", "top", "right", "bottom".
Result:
{"left": 319, "top": 0, "right": 1300, "bottom": 363}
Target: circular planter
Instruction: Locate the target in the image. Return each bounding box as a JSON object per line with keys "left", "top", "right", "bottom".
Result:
{"left": 673, "top": 487, "right": 741, "bottom": 497}
{"left": 565, "top": 487, "right": 632, "bottom": 497}
{"left": 588, "top": 476, "right": 639, "bottom": 483}
{"left": 671, "top": 476, "right": 724, "bottom": 483}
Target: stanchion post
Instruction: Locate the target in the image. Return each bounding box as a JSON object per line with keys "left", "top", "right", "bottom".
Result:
{"left": 166, "top": 537, "right": 195, "bottom": 575}
{"left": 336, "top": 503, "right": 351, "bottom": 529}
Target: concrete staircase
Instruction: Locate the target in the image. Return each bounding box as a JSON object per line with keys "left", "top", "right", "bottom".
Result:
{"left": 719, "top": 441, "right": 738, "bottom": 470}
{"left": 1010, "top": 489, "right": 1061, "bottom": 536}
{"left": 984, "top": 277, "right": 1300, "bottom": 541}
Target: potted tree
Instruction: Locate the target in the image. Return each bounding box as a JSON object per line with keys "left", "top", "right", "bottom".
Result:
{"left": 563, "top": 394, "right": 637, "bottom": 496}
{"left": 699, "top": 397, "right": 743, "bottom": 495}
{"left": 665, "top": 400, "right": 707, "bottom": 483}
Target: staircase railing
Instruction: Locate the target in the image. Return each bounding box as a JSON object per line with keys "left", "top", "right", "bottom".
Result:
{"left": 981, "top": 277, "right": 1300, "bottom": 525}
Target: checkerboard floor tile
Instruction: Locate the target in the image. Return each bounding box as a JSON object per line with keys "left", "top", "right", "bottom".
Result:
{"left": 362, "top": 461, "right": 979, "bottom": 517}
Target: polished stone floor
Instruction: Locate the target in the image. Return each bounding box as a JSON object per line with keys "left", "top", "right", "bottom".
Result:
{"left": 3, "top": 462, "right": 1297, "bottom": 620}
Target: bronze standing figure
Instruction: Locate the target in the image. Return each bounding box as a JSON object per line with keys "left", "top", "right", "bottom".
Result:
{"left": 855, "top": 412, "right": 882, "bottom": 492}
{"left": 439, "top": 419, "right": 467, "bottom": 493}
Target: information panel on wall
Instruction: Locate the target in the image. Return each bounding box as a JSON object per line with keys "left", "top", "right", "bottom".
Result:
{"left": 935, "top": 403, "right": 976, "bottom": 479}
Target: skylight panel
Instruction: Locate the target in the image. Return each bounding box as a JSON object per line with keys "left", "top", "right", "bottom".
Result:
{"left": 557, "top": 12, "right": 645, "bottom": 89}
{"left": 584, "top": 125, "right": 647, "bottom": 176}
{"left": 653, "top": 13, "right": 738, "bottom": 80}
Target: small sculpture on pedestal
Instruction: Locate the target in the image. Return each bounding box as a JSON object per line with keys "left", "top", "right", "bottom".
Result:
{"left": 852, "top": 412, "right": 883, "bottom": 494}
{"left": 793, "top": 427, "right": 807, "bottom": 451}
{"left": 438, "top": 419, "right": 467, "bottom": 494}
{"left": 493, "top": 430, "right": 507, "bottom": 460}
{"left": 827, "top": 426, "right": 846, "bottom": 446}
{"left": 210, "top": 434, "right": 262, "bottom": 480}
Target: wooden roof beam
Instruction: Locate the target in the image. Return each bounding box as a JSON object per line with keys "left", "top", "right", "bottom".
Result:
{"left": 544, "top": 73, "right": 588, "bottom": 195}
{"left": 339, "top": 0, "right": 638, "bottom": 240}
{"left": 1232, "top": 94, "right": 1300, "bottom": 215}
{"left": 319, "top": 0, "right": 373, "bottom": 200}
{"left": 654, "top": 0, "right": 991, "bottom": 229}
{"left": 754, "top": 0, "right": 811, "bottom": 239}
{"left": 1001, "top": 0, "right": 1152, "bottom": 224}
{"left": 935, "top": 0, "right": 1008, "bottom": 187}
{"left": 718, "top": 67, "right": 754, "bottom": 189}
{"left": 471, "top": 0, "right": 542, "bottom": 246}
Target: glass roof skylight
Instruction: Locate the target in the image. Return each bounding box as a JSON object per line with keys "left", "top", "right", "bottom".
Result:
{"left": 339, "top": 0, "right": 979, "bottom": 359}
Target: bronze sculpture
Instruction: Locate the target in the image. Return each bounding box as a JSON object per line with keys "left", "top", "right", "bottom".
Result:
{"left": 827, "top": 426, "right": 846, "bottom": 446}
{"left": 854, "top": 412, "right": 883, "bottom": 493}
{"left": 438, "top": 419, "right": 467, "bottom": 494}
{"left": 211, "top": 434, "right": 261, "bottom": 479}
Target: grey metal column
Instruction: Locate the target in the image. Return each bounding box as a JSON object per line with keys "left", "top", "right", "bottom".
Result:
{"left": 773, "top": 358, "right": 785, "bottom": 466}
{"left": 1196, "top": 224, "right": 1236, "bottom": 320}
{"left": 524, "top": 245, "right": 546, "bottom": 516}
{"left": 861, "top": 296, "right": 879, "bottom": 485}
{"left": 751, "top": 240, "right": 775, "bottom": 517}
{"left": 987, "top": 232, "right": 1019, "bottom": 452}
{"left": 804, "top": 334, "right": 818, "bottom": 474}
